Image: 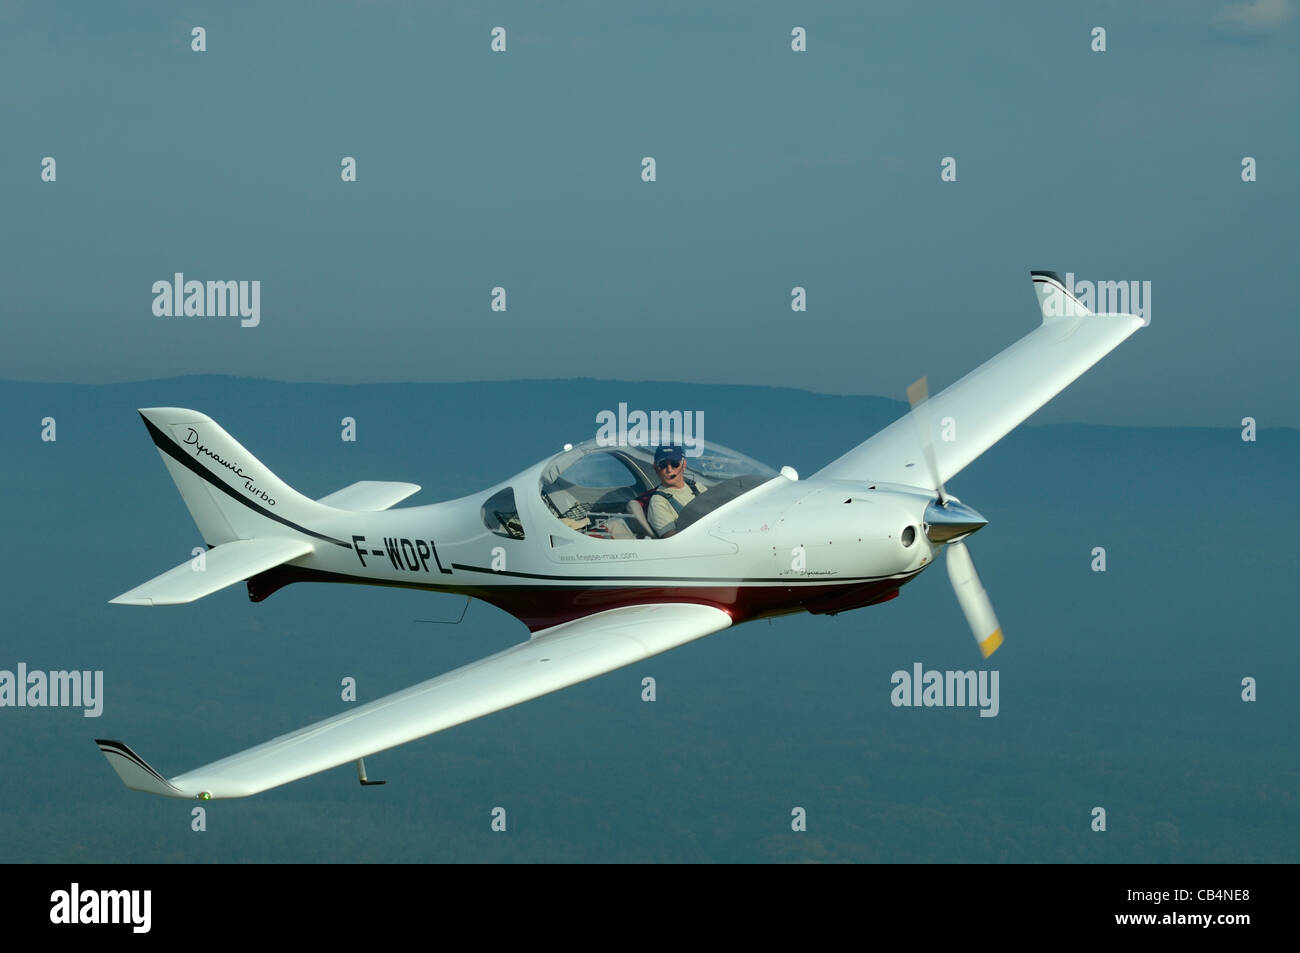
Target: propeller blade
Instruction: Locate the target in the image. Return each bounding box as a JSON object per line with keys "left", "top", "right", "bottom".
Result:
{"left": 906, "top": 376, "right": 947, "bottom": 504}
{"left": 911, "top": 378, "right": 1000, "bottom": 656}
{"left": 945, "top": 540, "right": 1003, "bottom": 658}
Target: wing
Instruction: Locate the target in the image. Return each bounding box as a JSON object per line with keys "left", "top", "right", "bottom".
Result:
{"left": 96, "top": 603, "right": 732, "bottom": 799}
{"left": 317, "top": 480, "right": 421, "bottom": 510}
{"left": 814, "top": 271, "right": 1144, "bottom": 487}
{"left": 109, "top": 537, "right": 314, "bottom": 606}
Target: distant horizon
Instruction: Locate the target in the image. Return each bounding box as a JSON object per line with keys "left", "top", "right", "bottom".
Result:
{"left": 1, "top": 375, "right": 1289, "bottom": 433}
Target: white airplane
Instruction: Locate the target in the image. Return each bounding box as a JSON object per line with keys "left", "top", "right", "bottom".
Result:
{"left": 97, "top": 272, "right": 1142, "bottom": 800}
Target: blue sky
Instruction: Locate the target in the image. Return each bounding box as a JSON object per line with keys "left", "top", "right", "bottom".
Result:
{"left": 2, "top": 0, "right": 1297, "bottom": 427}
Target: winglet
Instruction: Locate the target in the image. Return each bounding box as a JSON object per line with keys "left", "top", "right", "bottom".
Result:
{"left": 95, "top": 739, "right": 195, "bottom": 799}
{"left": 1031, "top": 270, "right": 1093, "bottom": 321}
{"left": 812, "top": 271, "right": 1144, "bottom": 486}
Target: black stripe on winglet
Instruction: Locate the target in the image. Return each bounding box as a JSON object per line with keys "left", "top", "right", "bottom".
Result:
{"left": 139, "top": 413, "right": 351, "bottom": 549}
{"left": 95, "top": 739, "right": 177, "bottom": 789}
{"left": 1030, "top": 270, "right": 1065, "bottom": 284}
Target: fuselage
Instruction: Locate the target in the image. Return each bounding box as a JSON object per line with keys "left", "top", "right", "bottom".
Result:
{"left": 249, "top": 450, "right": 939, "bottom": 630}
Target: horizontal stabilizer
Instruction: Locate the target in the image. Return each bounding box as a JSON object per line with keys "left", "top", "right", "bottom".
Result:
{"left": 318, "top": 480, "right": 421, "bottom": 511}
{"left": 109, "top": 537, "right": 313, "bottom": 606}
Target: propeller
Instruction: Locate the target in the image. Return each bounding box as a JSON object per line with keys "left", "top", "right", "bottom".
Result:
{"left": 945, "top": 540, "right": 1004, "bottom": 658}
{"left": 906, "top": 377, "right": 1004, "bottom": 658}
{"left": 906, "top": 377, "right": 948, "bottom": 505}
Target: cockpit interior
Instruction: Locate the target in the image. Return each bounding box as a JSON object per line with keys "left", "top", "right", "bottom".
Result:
{"left": 535, "top": 440, "right": 777, "bottom": 540}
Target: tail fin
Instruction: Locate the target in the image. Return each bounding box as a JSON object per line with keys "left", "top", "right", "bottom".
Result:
{"left": 137, "top": 408, "right": 337, "bottom": 546}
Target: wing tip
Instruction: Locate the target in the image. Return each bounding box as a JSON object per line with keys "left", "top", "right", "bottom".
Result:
{"left": 109, "top": 595, "right": 154, "bottom": 606}
{"left": 1030, "top": 269, "right": 1094, "bottom": 320}
{"left": 96, "top": 739, "right": 190, "bottom": 798}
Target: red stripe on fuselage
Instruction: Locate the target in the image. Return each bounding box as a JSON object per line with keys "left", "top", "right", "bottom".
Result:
{"left": 247, "top": 565, "right": 918, "bottom": 630}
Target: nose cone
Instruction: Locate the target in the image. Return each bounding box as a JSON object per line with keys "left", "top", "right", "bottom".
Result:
{"left": 924, "top": 499, "right": 988, "bottom": 543}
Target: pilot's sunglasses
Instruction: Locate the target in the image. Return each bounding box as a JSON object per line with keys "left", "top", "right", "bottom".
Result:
{"left": 656, "top": 460, "right": 682, "bottom": 470}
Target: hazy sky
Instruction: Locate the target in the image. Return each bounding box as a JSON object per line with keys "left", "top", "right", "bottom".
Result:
{"left": 2, "top": 0, "right": 1296, "bottom": 427}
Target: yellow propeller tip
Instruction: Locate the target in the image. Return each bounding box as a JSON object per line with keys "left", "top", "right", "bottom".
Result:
{"left": 979, "top": 629, "right": 1003, "bottom": 658}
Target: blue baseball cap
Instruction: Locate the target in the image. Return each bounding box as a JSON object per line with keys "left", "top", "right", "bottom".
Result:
{"left": 654, "top": 445, "right": 685, "bottom": 465}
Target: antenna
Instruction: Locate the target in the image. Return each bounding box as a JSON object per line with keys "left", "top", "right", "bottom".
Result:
{"left": 416, "top": 596, "right": 471, "bottom": 626}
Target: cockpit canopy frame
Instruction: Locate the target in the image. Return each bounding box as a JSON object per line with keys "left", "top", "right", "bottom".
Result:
{"left": 538, "top": 439, "right": 777, "bottom": 540}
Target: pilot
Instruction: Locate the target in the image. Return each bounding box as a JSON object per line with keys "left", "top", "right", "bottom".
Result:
{"left": 646, "top": 445, "right": 705, "bottom": 537}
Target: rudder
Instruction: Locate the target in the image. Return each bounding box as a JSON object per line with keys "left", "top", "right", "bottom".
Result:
{"left": 138, "top": 407, "right": 335, "bottom": 546}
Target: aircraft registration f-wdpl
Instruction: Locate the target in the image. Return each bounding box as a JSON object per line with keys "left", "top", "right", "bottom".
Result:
{"left": 97, "top": 272, "right": 1142, "bottom": 800}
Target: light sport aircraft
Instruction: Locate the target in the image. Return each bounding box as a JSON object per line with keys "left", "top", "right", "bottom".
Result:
{"left": 97, "top": 271, "right": 1143, "bottom": 800}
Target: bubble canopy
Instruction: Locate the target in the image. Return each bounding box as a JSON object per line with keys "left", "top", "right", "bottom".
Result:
{"left": 538, "top": 439, "right": 778, "bottom": 539}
